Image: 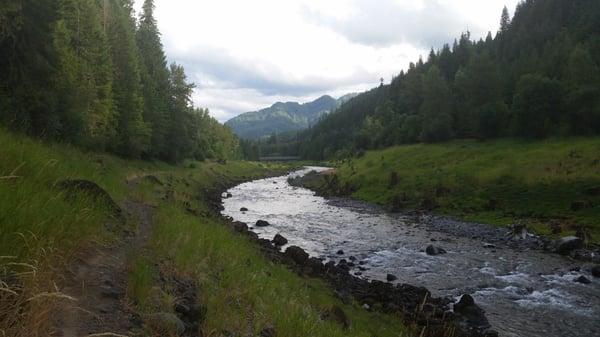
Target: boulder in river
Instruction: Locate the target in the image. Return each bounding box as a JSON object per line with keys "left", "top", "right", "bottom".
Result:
{"left": 240, "top": 207, "right": 248, "bottom": 212}
{"left": 591, "top": 265, "right": 600, "bottom": 278}
{"left": 386, "top": 274, "right": 397, "bottom": 282}
{"left": 284, "top": 246, "right": 309, "bottom": 265}
{"left": 453, "top": 294, "right": 494, "bottom": 335}
{"left": 574, "top": 275, "right": 591, "bottom": 284}
{"left": 426, "top": 245, "right": 447, "bottom": 256}
{"left": 336, "top": 250, "right": 344, "bottom": 255}
{"left": 256, "top": 220, "right": 271, "bottom": 227}
{"left": 272, "top": 234, "right": 288, "bottom": 246}
{"left": 555, "top": 236, "right": 583, "bottom": 255}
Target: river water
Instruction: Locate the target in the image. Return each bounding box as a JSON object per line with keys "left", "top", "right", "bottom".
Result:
{"left": 222, "top": 167, "right": 600, "bottom": 337}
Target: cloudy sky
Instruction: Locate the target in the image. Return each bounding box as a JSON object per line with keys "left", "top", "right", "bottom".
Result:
{"left": 133, "top": 0, "right": 519, "bottom": 122}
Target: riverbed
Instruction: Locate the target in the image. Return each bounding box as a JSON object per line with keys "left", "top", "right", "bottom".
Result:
{"left": 222, "top": 167, "right": 600, "bottom": 337}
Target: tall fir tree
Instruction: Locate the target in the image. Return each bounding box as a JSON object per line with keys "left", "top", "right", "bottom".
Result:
{"left": 52, "top": 0, "right": 114, "bottom": 146}
{"left": 499, "top": 6, "right": 511, "bottom": 34}
{"left": 166, "top": 63, "right": 195, "bottom": 163}
{"left": 136, "top": 0, "right": 171, "bottom": 159}
{"left": 106, "top": 0, "right": 149, "bottom": 157}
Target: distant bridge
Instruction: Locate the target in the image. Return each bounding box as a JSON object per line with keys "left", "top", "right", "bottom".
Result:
{"left": 259, "top": 156, "right": 301, "bottom": 162}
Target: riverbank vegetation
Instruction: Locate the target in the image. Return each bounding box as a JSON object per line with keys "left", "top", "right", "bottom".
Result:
{"left": 301, "top": 138, "right": 600, "bottom": 243}
{"left": 0, "top": 127, "right": 411, "bottom": 336}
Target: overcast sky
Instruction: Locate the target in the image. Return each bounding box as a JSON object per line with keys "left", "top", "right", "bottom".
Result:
{"left": 133, "top": 0, "right": 519, "bottom": 122}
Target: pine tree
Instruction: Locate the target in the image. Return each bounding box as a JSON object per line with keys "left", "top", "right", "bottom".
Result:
{"left": 106, "top": 0, "right": 149, "bottom": 157}
{"left": 499, "top": 6, "right": 511, "bottom": 34}
{"left": 136, "top": 0, "right": 171, "bottom": 159}
{"left": 419, "top": 66, "right": 454, "bottom": 142}
{"left": 166, "top": 63, "right": 195, "bottom": 162}
{"left": 0, "top": 0, "right": 58, "bottom": 134}
{"left": 52, "top": 0, "right": 114, "bottom": 146}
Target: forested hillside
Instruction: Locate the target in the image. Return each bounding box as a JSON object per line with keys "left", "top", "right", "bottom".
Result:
{"left": 300, "top": 0, "right": 600, "bottom": 159}
{"left": 226, "top": 95, "right": 341, "bottom": 140}
{"left": 0, "top": 0, "right": 239, "bottom": 162}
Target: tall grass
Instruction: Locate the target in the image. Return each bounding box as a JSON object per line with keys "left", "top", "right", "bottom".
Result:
{"left": 0, "top": 129, "right": 156, "bottom": 336}
{"left": 334, "top": 138, "right": 600, "bottom": 241}
{"left": 131, "top": 204, "right": 409, "bottom": 337}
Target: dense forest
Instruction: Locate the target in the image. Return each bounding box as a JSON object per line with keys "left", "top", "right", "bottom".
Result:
{"left": 300, "top": 0, "right": 600, "bottom": 159}
{"left": 0, "top": 0, "right": 239, "bottom": 162}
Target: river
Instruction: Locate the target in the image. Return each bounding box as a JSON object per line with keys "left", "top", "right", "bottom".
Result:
{"left": 222, "top": 167, "right": 600, "bottom": 337}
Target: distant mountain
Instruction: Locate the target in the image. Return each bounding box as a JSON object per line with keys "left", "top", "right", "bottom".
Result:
{"left": 225, "top": 94, "right": 356, "bottom": 139}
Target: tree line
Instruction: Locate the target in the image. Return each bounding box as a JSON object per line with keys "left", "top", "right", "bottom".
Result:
{"left": 0, "top": 0, "right": 240, "bottom": 162}
{"left": 300, "top": 0, "right": 600, "bottom": 159}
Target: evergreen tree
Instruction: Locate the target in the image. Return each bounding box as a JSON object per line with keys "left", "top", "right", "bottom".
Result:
{"left": 166, "top": 63, "right": 195, "bottom": 162}
{"left": 454, "top": 51, "right": 505, "bottom": 138}
{"left": 0, "top": 0, "right": 58, "bottom": 134}
{"left": 136, "top": 0, "right": 171, "bottom": 159}
{"left": 52, "top": 0, "right": 114, "bottom": 146}
{"left": 106, "top": 0, "right": 149, "bottom": 157}
{"left": 499, "top": 6, "right": 511, "bottom": 34}
{"left": 419, "top": 66, "right": 454, "bottom": 142}
{"left": 512, "top": 74, "right": 563, "bottom": 138}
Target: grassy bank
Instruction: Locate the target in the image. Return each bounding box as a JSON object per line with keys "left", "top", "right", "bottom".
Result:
{"left": 0, "top": 129, "right": 410, "bottom": 337}
{"left": 308, "top": 138, "right": 600, "bottom": 242}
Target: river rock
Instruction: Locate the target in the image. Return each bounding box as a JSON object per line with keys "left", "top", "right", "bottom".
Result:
{"left": 574, "top": 275, "right": 591, "bottom": 284}
{"left": 453, "top": 294, "right": 492, "bottom": 335}
{"left": 426, "top": 245, "right": 447, "bottom": 256}
{"left": 337, "top": 250, "right": 344, "bottom": 255}
{"left": 386, "top": 274, "right": 397, "bottom": 282}
{"left": 592, "top": 265, "right": 600, "bottom": 278}
{"left": 305, "top": 257, "right": 326, "bottom": 277}
{"left": 555, "top": 236, "right": 583, "bottom": 255}
{"left": 231, "top": 222, "right": 248, "bottom": 233}
{"left": 240, "top": 207, "right": 249, "bottom": 212}
{"left": 284, "top": 246, "right": 309, "bottom": 265}
{"left": 273, "top": 234, "right": 288, "bottom": 246}
{"left": 256, "top": 220, "right": 271, "bottom": 227}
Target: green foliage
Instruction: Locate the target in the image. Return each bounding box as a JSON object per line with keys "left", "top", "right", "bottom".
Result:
{"left": 0, "top": 0, "right": 241, "bottom": 163}
{"left": 513, "top": 74, "right": 563, "bottom": 138}
{"left": 419, "top": 66, "right": 454, "bottom": 142}
{"left": 299, "top": 0, "right": 600, "bottom": 159}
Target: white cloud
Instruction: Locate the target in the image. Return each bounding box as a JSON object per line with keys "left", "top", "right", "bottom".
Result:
{"left": 134, "top": 0, "right": 519, "bottom": 122}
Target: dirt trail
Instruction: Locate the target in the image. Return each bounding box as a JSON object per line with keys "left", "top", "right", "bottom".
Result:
{"left": 52, "top": 177, "right": 154, "bottom": 337}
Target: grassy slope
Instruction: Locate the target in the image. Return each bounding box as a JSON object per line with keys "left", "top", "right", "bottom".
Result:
{"left": 329, "top": 138, "right": 600, "bottom": 241}
{"left": 0, "top": 129, "right": 409, "bottom": 337}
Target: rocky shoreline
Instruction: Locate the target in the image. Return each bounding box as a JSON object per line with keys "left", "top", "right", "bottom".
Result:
{"left": 211, "top": 172, "right": 499, "bottom": 337}
{"left": 291, "top": 171, "right": 600, "bottom": 265}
